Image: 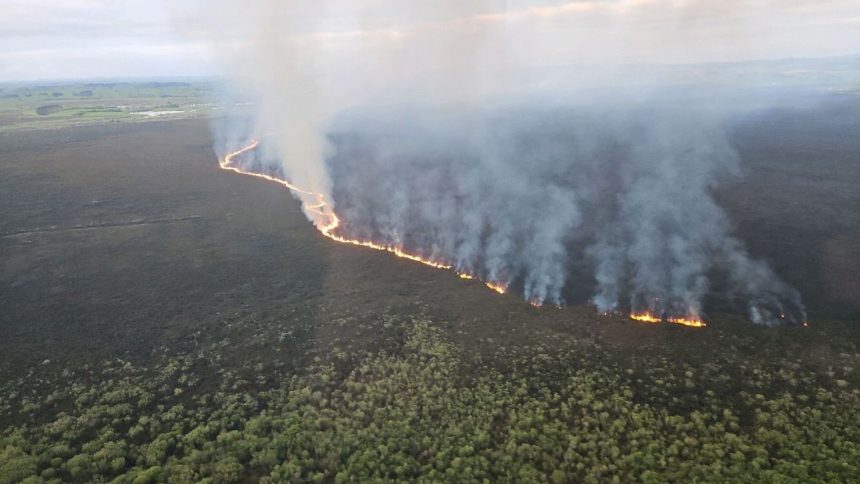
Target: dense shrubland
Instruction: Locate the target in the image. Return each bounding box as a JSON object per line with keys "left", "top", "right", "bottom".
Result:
{"left": 1, "top": 318, "right": 858, "bottom": 483}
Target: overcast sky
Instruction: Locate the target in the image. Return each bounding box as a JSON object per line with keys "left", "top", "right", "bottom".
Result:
{"left": 1, "top": 0, "right": 859, "bottom": 82}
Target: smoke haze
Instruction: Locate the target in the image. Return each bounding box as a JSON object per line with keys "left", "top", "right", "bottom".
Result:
{"left": 174, "top": 0, "right": 855, "bottom": 325}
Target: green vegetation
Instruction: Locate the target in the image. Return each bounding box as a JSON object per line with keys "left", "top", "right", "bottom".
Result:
{"left": 0, "top": 81, "right": 221, "bottom": 132}
{"left": 1, "top": 317, "right": 857, "bottom": 483}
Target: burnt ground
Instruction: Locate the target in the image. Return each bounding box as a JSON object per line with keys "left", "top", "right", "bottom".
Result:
{"left": 0, "top": 108, "right": 858, "bottom": 398}
{"left": 723, "top": 97, "right": 860, "bottom": 318}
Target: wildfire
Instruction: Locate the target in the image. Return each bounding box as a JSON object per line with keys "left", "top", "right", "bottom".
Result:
{"left": 629, "top": 311, "right": 707, "bottom": 328}
{"left": 667, "top": 316, "right": 707, "bottom": 328}
{"left": 221, "top": 141, "right": 455, "bottom": 268}
{"left": 219, "top": 140, "right": 316, "bottom": 198}
{"left": 223, "top": 140, "right": 711, "bottom": 329}
{"left": 630, "top": 312, "right": 662, "bottom": 324}
{"left": 485, "top": 281, "right": 508, "bottom": 294}
{"left": 221, "top": 140, "right": 502, "bottom": 288}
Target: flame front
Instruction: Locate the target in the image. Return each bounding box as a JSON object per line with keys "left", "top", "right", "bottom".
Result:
{"left": 485, "top": 281, "right": 508, "bottom": 294}
{"left": 221, "top": 140, "right": 501, "bottom": 289}
{"left": 667, "top": 316, "right": 707, "bottom": 328}
{"left": 223, "top": 140, "right": 706, "bottom": 328}
{"left": 629, "top": 311, "right": 706, "bottom": 327}
{"left": 630, "top": 312, "right": 661, "bottom": 324}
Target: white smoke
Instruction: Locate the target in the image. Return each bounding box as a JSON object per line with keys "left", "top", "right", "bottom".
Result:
{"left": 173, "top": 0, "right": 846, "bottom": 325}
{"left": 326, "top": 104, "right": 807, "bottom": 324}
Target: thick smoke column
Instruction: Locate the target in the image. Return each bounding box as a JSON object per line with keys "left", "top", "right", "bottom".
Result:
{"left": 186, "top": 1, "right": 811, "bottom": 325}
{"left": 327, "top": 106, "right": 806, "bottom": 324}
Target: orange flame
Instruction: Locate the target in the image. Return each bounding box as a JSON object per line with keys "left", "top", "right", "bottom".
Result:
{"left": 485, "top": 281, "right": 508, "bottom": 294}
{"left": 629, "top": 311, "right": 707, "bottom": 327}
{"left": 221, "top": 141, "right": 454, "bottom": 269}
{"left": 667, "top": 316, "right": 707, "bottom": 328}
{"left": 223, "top": 141, "right": 710, "bottom": 328}
{"left": 630, "top": 312, "right": 661, "bottom": 324}
{"left": 221, "top": 140, "right": 515, "bottom": 290}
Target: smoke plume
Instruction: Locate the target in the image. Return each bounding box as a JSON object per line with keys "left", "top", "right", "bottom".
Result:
{"left": 183, "top": 1, "right": 820, "bottom": 325}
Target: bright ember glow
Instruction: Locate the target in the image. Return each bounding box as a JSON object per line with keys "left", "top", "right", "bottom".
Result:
{"left": 220, "top": 140, "right": 507, "bottom": 291}
{"left": 629, "top": 311, "right": 707, "bottom": 328}
{"left": 485, "top": 281, "right": 508, "bottom": 294}
{"left": 667, "top": 316, "right": 707, "bottom": 328}
{"left": 630, "top": 312, "right": 661, "bottom": 324}
{"left": 223, "top": 141, "right": 710, "bottom": 327}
